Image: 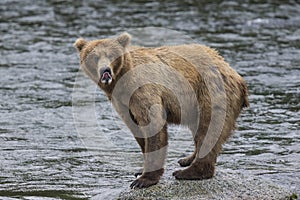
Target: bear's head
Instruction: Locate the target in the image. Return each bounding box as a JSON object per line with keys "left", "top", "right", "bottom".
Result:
{"left": 74, "top": 32, "right": 131, "bottom": 90}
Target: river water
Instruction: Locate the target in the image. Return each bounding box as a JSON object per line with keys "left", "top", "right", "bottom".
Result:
{"left": 0, "top": 0, "right": 299, "bottom": 199}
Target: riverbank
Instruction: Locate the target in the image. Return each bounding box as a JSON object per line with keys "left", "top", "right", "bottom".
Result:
{"left": 118, "top": 168, "right": 297, "bottom": 200}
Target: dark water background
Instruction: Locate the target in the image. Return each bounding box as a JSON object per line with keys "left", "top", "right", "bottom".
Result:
{"left": 0, "top": 0, "right": 299, "bottom": 199}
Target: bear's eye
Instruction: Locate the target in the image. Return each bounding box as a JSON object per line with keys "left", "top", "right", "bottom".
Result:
{"left": 91, "top": 54, "right": 99, "bottom": 64}
{"left": 93, "top": 55, "right": 99, "bottom": 64}
{"left": 85, "top": 54, "right": 99, "bottom": 69}
{"left": 108, "top": 54, "right": 115, "bottom": 61}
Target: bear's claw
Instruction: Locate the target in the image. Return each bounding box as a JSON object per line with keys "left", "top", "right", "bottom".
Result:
{"left": 178, "top": 153, "right": 196, "bottom": 167}
{"left": 134, "top": 169, "right": 143, "bottom": 177}
{"left": 130, "top": 169, "right": 163, "bottom": 189}
{"left": 172, "top": 169, "right": 182, "bottom": 177}
{"left": 178, "top": 157, "right": 193, "bottom": 167}
{"left": 130, "top": 177, "right": 158, "bottom": 189}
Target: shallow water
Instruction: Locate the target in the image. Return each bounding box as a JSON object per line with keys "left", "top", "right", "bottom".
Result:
{"left": 0, "top": 0, "right": 299, "bottom": 199}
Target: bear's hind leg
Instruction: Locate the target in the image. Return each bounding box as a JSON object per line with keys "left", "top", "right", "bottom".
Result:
{"left": 173, "top": 153, "right": 216, "bottom": 180}
{"left": 177, "top": 127, "right": 202, "bottom": 167}
{"left": 173, "top": 120, "right": 234, "bottom": 180}
{"left": 173, "top": 128, "right": 219, "bottom": 180}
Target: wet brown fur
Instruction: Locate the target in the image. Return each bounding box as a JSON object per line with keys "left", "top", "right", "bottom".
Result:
{"left": 74, "top": 33, "right": 249, "bottom": 189}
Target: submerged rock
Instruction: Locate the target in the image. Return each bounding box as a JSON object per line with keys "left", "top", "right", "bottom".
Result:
{"left": 118, "top": 169, "right": 296, "bottom": 200}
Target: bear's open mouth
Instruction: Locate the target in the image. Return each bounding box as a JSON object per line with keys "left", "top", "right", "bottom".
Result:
{"left": 100, "top": 70, "right": 112, "bottom": 85}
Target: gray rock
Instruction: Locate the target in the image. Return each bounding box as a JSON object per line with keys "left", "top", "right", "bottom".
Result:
{"left": 118, "top": 169, "right": 297, "bottom": 200}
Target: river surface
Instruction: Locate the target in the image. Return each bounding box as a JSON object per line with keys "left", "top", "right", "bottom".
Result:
{"left": 0, "top": 0, "right": 299, "bottom": 199}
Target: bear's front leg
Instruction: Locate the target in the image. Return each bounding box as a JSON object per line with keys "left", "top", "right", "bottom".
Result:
{"left": 130, "top": 125, "right": 168, "bottom": 189}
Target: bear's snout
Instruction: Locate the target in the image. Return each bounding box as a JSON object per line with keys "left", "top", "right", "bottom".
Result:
{"left": 99, "top": 67, "right": 113, "bottom": 85}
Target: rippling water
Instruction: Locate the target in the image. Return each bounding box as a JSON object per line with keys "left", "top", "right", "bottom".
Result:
{"left": 0, "top": 0, "right": 299, "bottom": 199}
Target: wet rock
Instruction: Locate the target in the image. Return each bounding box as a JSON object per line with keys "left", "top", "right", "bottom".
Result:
{"left": 118, "top": 169, "right": 296, "bottom": 200}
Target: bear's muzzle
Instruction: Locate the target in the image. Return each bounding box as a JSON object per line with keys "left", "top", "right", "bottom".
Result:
{"left": 100, "top": 67, "right": 113, "bottom": 85}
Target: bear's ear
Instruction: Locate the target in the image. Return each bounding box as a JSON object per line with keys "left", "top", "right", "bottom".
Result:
{"left": 74, "top": 38, "right": 87, "bottom": 52}
{"left": 116, "top": 32, "right": 131, "bottom": 48}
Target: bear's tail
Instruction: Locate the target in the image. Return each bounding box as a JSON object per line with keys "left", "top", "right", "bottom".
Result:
{"left": 241, "top": 82, "right": 250, "bottom": 108}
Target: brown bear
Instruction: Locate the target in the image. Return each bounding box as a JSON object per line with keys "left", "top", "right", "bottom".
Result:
{"left": 74, "top": 32, "right": 249, "bottom": 189}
